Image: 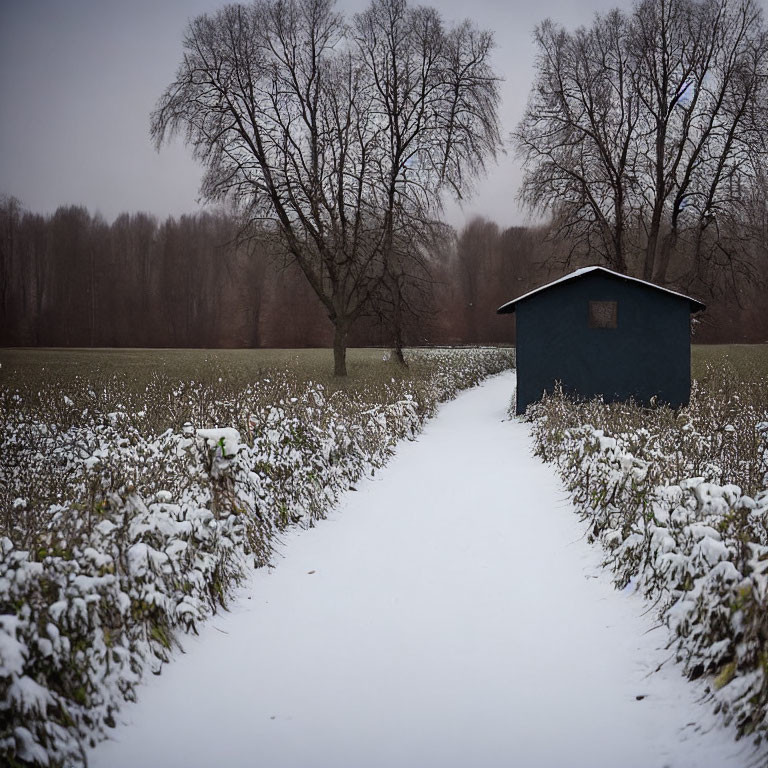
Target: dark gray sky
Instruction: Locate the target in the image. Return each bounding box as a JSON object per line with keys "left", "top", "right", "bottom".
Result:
{"left": 3, "top": 0, "right": 748, "bottom": 229}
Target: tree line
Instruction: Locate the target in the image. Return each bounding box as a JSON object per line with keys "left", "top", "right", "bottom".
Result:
{"left": 0, "top": 200, "right": 335, "bottom": 349}
{"left": 0, "top": 198, "right": 546, "bottom": 349}
{"left": 2, "top": 197, "right": 766, "bottom": 349}
{"left": 3, "top": 0, "right": 767, "bottom": 353}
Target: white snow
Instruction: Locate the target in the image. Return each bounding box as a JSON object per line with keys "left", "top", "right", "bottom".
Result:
{"left": 196, "top": 427, "right": 242, "bottom": 457}
{"left": 496, "top": 265, "right": 705, "bottom": 313}
{"left": 89, "top": 372, "right": 751, "bottom": 768}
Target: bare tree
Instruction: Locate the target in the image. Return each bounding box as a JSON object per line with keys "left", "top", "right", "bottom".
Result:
{"left": 151, "top": 0, "right": 501, "bottom": 375}
{"left": 514, "top": 12, "right": 640, "bottom": 273}
{"left": 631, "top": 0, "right": 768, "bottom": 285}
{"left": 515, "top": 0, "right": 768, "bottom": 288}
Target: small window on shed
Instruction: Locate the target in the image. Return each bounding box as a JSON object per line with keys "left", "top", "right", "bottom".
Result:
{"left": 589, "top": 300, "right": 618, "bottom": 328}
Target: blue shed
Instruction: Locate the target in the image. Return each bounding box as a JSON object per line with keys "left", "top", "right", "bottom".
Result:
{"left": 497, "top": 266, "right": 705, "bottom": 415}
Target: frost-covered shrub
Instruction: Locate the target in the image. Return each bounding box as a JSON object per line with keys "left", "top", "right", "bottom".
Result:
{"left": 526, "top": 365, "right": 768, "bottom": 742}
{"left": 0, "top": 348, "right": 513, "bottom": 766}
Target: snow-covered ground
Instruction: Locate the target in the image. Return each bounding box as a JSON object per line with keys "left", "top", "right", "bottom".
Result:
{"left": 89, "top": 371, "right": 752, "bottom": 768}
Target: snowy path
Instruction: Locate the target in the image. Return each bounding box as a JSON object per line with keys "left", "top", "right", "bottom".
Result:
{"left": 90, "top": 371, "right": 751, "bottom": 768}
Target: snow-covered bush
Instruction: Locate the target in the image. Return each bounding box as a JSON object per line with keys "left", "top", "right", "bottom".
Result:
{"left": 525, "top": 363, "right": 768, "bottom": 742}
{"left": 0, "top": 348, "right": 513, "bottom": 766}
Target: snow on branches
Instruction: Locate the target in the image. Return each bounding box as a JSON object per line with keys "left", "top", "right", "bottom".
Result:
{"left": 526, "top": 370, "right": 768, "bottom": 742}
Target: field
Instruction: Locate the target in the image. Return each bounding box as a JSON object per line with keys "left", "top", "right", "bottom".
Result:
{"left": 0, "top": 345, "right": 513, "bottom": 767}
{"left": 1, "top": 342, "right": 764, "bottom": 389}
{"left": 691, "top": 343, "right": 768, "bottom": 381}
{"left": 1, "top": 343, "right": 765, "bottom": 764}
{"left": 0, "top": 347, "right": 425, "bottom": 392}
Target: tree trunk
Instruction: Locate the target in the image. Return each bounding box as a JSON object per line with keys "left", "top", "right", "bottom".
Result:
{"left": 391, "top": 282, "right": 407, "bottom": 367}
{"left": 653, "top": 228, "right": 677, "bottom": 286}
{"left": 644, "top": 218, "right": 660, "bottom": 282}
{"left": 333, "top": 321, "right": 348, "bottom": 377}
{"left": 644, "top": 119, "right": 667, "bottom": 282}
{"left": 614, "top": 188, "right": 627, "bottom": 274}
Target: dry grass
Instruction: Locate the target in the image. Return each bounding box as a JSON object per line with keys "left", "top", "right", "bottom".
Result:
{"left": 0, "top": 347, "right": 507, "bottom": 436}
{"left": 2, "top": 342, "right": 760, "bottom": 386}
{"left": 0, "top": 347, "right": 401, "bottom": 391}
{"left": 692, "top": 343, "right": 768, "bottom": 382}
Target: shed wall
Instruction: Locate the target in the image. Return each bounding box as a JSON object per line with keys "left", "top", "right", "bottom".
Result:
{"left": 515, "top": 272, "right": 691, "bottom": 414}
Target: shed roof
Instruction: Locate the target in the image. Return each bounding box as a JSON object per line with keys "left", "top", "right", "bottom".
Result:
{"left": 496, "top": 266, "right": 706, "bottom": 314}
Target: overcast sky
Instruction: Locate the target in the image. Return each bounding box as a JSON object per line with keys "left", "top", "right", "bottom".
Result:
{"left": 3, "top": 0, "right": 763, "bottom": 230}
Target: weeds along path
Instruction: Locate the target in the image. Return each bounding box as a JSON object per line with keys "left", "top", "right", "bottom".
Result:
{"left": 89, "top": 371, "right": 748, "bottom": 768}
